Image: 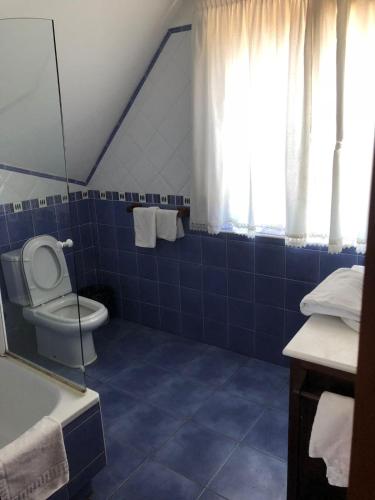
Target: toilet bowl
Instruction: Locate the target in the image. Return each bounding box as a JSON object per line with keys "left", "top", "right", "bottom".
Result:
{"left": 1, "top": 235, "right": 108, "bottom": 368}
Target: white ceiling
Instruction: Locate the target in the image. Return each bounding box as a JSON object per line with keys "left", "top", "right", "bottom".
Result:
{"left": 0, "top": 0, "right": 192, "bottom": 183}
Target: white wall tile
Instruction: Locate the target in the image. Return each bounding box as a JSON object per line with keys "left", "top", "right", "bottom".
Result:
{"left": 89, "top": 30, "right": 192, "bottom": 196}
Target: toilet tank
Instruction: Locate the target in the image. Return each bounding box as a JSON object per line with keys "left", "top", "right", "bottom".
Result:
{"left": 0, "top": 248, "right": 30, "bottom": 306}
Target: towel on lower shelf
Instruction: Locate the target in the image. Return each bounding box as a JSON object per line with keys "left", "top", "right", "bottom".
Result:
{"left": 133, "top": 206, "right": 160, "bottom": 248}
{"left": 309, "top": 391, "right": 354, "bottom": 488}
{"left": 0, "top": 416, "right": 69, "bottom": 500}
{"left": 300, "top": 266, "right": 364, "bottom": 331}
{"left": 156, "top": 209, "right": 185, "bottom": 242}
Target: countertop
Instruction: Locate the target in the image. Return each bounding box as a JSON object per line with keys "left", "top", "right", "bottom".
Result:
{"left": 283, "top": 314, "right": 359, "bottom": 374}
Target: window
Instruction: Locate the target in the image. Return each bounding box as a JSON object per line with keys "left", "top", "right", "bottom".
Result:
{"left": 191, "top": 0, "right": 375, "bottom": 253}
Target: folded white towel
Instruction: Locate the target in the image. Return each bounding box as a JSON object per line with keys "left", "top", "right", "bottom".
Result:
{"left": 133, "top": 207, "right": 159, "bottom": 248}
{"left": 0, "top": 416, "right": 69, "bottom": 500}
{"left": 309, "top": 391, "right": 354, "bottom": 487}
{"left": 156, "top": 209, "right": 185, "bottom": 242}
{"left": 300, "top": 266, "right": 364, "bottom": 331}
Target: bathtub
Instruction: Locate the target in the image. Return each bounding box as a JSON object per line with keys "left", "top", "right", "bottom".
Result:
{"left": 0, "top": 355, "right": 99, "bottom": 448}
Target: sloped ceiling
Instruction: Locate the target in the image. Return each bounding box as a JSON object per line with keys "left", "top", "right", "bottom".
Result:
{"left": 0, "top": 0, "right": 188, "bottom": 182}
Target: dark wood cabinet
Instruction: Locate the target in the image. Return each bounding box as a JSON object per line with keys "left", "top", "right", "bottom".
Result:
{"left": 287, "top": 358, "right": 355, "bottom": 500}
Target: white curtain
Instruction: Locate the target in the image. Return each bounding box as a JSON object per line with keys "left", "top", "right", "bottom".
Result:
{"left": 191, "top": 0, "right": 375, "bottom": 253}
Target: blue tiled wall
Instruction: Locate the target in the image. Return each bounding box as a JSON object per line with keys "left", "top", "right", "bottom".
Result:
{"left": 0, "top": 190, "right": 365, "bottom": 366}
{"left": 0, "top": 194, "right": 97, "bottom": 297}
{"left": 89, "top": 191, "right": 365, "bottom": 366}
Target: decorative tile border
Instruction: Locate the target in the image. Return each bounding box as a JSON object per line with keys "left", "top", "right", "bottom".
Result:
{"left": 0, "top": 190, "right": 189, "bottom": 216}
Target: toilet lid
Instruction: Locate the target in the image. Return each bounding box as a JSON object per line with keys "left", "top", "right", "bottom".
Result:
{"left": 21, "top": 235, "right": 72, "bottom": 306}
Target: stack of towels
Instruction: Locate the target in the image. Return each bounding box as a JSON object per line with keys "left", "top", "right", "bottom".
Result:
{"left": 300, "top": 265, "right": 364, "bottom": 331}
{"left": 133, "top": 207, "right": 184, "bottom": 248}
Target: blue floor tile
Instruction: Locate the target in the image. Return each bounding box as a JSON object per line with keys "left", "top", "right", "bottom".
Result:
{"left": 193, "top": 391, "right": 263, "bottom": 441}
{"left": 222, "top": 360, "right": 289, "bottom": 407}
{"left": 108, "top": 363, "right": 172, "bottom": 399}
{"left": 198, "top": 490, "right": 227, "bottom": 500}
{"left": 110, "top": 460, "right": 202, "bottom": 500}
{"left": 153, "top": 421, "right": 236, "bottom": 486}
{"left": 86, "top": 319, "right": 290, "bottom": 499}
{"left": 209, "top": 446, "right": 287, "bottom": 500}
{"left": 147, "top": 373, "right": 214, "bottom": 418}
{"left": 85, "top": 350, "right": 129, "bottom": 383}
{"left": 144, "top": 338, "right": 207, "bottom": 371}
{"left": 91, "top": 435, "right": 145, "bottom": 499}
{"left": 242, "top": 408, "right": 289, "bottom": 461}
{"left": 180, "top": 346, "right": 248, "bottom": 387}
{"left": 106, "top": 395, "right": 184, "bottom": 455}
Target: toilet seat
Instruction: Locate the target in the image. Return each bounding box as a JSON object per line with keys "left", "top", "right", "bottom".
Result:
{"left": 23, "top": 293, "right": 108, "bottom": 336}
{"left": 22, "top": 235, "right": 71, "bottom": 307}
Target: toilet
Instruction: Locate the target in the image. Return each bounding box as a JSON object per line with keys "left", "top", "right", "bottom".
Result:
{"left": 1, "top": 235, "right": 108, "bottom": 368}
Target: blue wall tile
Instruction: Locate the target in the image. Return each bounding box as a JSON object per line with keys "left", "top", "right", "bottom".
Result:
{"left": 255, "top": 304, "right": 284, "bottom": 338}
{"left": 204, "top": 293, "right": 227, "bottom": 323}
{"left": 179, "top": 234, "right": 202, "bottom": 263}
{"left": 181, "top": 287, "right": 203, "bottom": 316}
{"left": 255, "top": 275, "right": 285, "bottom": 307}
{"left": 181, "top": 313, "right": 204, "bottom": 341}
{"left": 123, "top": 299, "right": 141, "bottom": 322}
{"left": 157, "top": 258, "right": 179, "bottom": 285}
{"left": 286, "top": 248, "right": 319, "bottom": 283}
{"left": 204, "top": 319, "right": 228, "bottom": 348}
{"left": 138, "top": 254, "right": 157, "bottom": 280}
{"left": 159, "top": 283, "right": 180, "bottom": 310}
{"left": 118, "top": 251, "right": 137, "bottom": 276}
{"left": 120, "top": 275, "right": 140, "bottom": 301}
{"left": 160, "top": 308, "right": 181, "bottom": 335}
{"left": 228, "top": 270, "right": 253, "bottom": 302}
{"left": 98, "top": 224, "right": 116, "bottom": 249}
{"left": 228, "top": 298, "right": 254, "bottom": 330}
{"left": 285, "top": 310, "right": 307, "bottom": 343}
{"left": 203, "top": 266, "right": 228, "bottom": 295}
{"left": 116, "top": 227, "right": 134, "bottom": 251}
{"left": 32, "top": 207, "right": 57, "bottom": 235}
{"left": 180, "top": 262, "right": 202, "bottom": 290}
{"left": 140, "top": 278, "right": 159, "bottom": 305}
{"left": 6, "top": 211, "right": 33, "bottom": 243}
{"left": 140, "top": 302, "right": 160, "bottom": 329}
{"left": 0, "top": 216, "right": 9, "bottom": 246}
{"left": 202, "top": 237, "right": 226, "bottom": 268}
{"left": 255, "top": 243, "right": 285, "bottom": 277}
{"left": 228, "top": 325, "right": 254, "bottom": 357}
{"left": 227, "top": 240, "right": 253, "bottom": 272}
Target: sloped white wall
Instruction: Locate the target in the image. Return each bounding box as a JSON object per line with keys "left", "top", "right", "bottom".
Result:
{"left": 0, "top": 0, "right": 184, "bottom": 183}
{"left": 89, "top": 29, "right": 192, "bottom": 196}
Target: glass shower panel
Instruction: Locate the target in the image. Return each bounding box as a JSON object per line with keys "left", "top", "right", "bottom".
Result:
{"left": 0, "top": 19, "right": 85, "bottom": 389}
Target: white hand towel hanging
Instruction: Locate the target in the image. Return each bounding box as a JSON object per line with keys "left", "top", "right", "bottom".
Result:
{"left": 133, "top": 207, "right": 159, "bottom": 248}
{"left": 309, "top": 391, "right": 354, "bottom": 488}
{"left": 156, "top": 209, "right": 185, "bottom": 242}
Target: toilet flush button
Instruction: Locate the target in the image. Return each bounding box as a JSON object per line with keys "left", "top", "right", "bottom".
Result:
{"left": 57, "top": 239, "right": 74, "bottom": 249}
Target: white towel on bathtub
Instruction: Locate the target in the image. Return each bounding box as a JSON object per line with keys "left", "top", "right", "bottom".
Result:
{"left": 0, "top": 416, "right": 69, "bottom": 500}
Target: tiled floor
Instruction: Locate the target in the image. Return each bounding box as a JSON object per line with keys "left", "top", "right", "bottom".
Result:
{"left": 86, "top": 319, "right": 289, "bottom": 500}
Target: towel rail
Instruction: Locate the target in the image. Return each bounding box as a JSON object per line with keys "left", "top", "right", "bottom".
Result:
{"left": 127, "top": 203, "right": 190, "bottom": 218}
